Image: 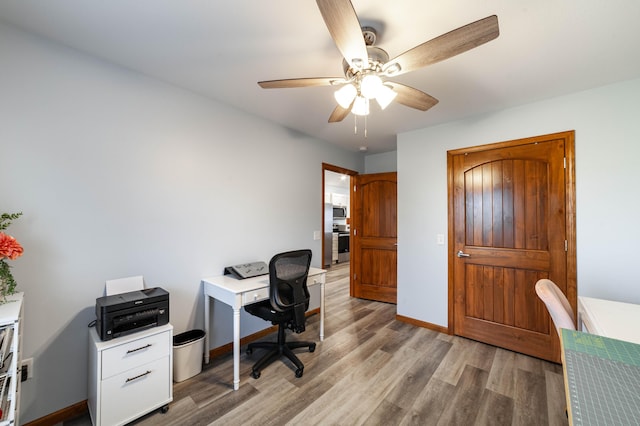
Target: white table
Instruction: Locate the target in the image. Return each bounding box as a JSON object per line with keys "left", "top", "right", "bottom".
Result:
{"left": 201, "top": 267, "right": 326, "bottom": 390}
{"left": 578, "top": 296, "right": 640, "bottom": 344}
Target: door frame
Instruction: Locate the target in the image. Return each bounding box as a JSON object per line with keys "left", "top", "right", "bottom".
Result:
{"left": 322, "top": 162, "right": 358, "bottom": 271}
{"left": 446, "top": 131, "right": 577, "bottom": 335}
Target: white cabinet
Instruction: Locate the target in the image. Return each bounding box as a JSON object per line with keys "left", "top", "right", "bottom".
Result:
{"left": 88, "top": 324, "right": 173, "bottom": 426}
{"left": 0, "top": 293, "right": 23, "bottom": 426}
{"left": 326, "top": 192, "right": 349, "bottom": 207}
{"left": 331, "top": 193, "right": 348, "bottom": 207}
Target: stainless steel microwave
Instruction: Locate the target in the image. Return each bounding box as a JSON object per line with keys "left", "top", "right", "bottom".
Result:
{"left": 333, "top": 206, "right": 347, "bottom": 218}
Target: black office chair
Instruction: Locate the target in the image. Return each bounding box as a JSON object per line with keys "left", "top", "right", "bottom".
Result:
{"left": 245, "top": 249, "right": 316, "bottom": 379}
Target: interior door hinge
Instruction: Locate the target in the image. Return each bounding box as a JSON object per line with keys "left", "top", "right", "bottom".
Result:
{"left": 565, "top": 240, "right": 568, "bottom": 251}
{"left": 353, "top": 273, "right": 357, "bottom": 280}
{"left": 564, "top": 157, "right": 566, "bottom": 169}
{"left": 353, "top": 185, "right": 356, "bottom": 192}
{"left": 353, "top": 229, "right": 357, "bottom": 236}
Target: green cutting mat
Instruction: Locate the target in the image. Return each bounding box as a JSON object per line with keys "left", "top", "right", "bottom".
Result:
{"left": 562, "top": 329, "right": 640, "bottom": 426}
{"left": 563, "top": 329, "right": 640, "bottom": 367}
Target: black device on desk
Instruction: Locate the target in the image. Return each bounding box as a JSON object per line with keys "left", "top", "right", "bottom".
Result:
{"left": 95, "top": 287, "right": 169, "bottom": 341}
{"left": 224, "top": 261, "right": 268, "bottom": 279}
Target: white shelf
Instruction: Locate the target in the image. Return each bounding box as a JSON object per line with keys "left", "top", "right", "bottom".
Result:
{"left": 0, "top": 292, "right": 23, "bottom": 426}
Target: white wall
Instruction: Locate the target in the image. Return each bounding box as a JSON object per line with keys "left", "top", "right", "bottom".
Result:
{"left": 397, "top": 77, "right": 640, "bottom": 328}
{"left": 364, "top": 150, "right": 397, "bottom": 173}
{"left": 0, "top": 23, "right": 363, "bottom": 423}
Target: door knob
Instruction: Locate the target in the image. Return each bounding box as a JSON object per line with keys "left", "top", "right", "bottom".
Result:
{"left": 457, "top": 250, "right": 470, "bottom": 258}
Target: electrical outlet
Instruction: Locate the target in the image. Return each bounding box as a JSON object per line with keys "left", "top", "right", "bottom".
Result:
{"left": 21, "top": 358, "right": 33, "bottom": 381}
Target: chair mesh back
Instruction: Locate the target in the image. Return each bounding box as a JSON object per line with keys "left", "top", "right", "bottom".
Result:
{"left": 269, "top": 250, "right": 312, "bottom": 333}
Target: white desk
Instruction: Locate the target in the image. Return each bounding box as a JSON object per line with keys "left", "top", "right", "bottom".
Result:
{"left": 201, "top": 267, "right": 326, "bottom": 390}
{"left": 578, "top": 296, "right": 640, "bottom": 344}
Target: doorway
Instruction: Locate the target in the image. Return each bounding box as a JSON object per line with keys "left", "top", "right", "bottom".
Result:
{"left": 322, "top": 163, "right": 357, "bottom": 272}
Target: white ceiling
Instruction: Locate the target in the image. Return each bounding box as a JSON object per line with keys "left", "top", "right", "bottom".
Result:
{"left": 2, "top": 1, "right": 640, "bottom": 154}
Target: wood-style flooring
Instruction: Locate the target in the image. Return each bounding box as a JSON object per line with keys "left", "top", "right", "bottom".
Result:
{"left": 65, "top": 262, "right": 567, "bottom": 426}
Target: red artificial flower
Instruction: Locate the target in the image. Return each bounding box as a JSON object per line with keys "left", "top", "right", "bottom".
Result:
{"left": 0, "top": 232, "right": 23, "bottom": 260}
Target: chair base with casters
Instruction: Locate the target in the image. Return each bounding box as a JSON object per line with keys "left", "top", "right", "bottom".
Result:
{"left": 246, "top": 323, "right": 316, "bottom": 379}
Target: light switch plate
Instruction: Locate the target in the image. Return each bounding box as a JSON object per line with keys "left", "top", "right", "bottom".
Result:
{"left": 437, "top": 234, "right": 445, "bottom": 245}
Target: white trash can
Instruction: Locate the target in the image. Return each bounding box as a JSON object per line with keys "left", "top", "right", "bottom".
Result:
{"left": 173, "top": 329, "right": 205, "bottom": 382}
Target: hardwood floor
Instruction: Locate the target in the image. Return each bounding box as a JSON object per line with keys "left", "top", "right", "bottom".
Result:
{"left": 65, "top": 262, "right": 567, "bottom": 426}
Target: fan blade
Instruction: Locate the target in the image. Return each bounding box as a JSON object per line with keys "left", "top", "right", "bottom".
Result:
{"left": 258, "top": 77, "right": 346, "bottom": 89}
{"left": 316, "top": 0, "right": 368, "bottom": 70}
{"left": 386, "top": 83, "right": 439, "bottom": 111}
{"left": 383, "top": 15, "right": 499, "bottom": 77}
{"left": 328, "top": 101, "right": 353, "bottom": 122}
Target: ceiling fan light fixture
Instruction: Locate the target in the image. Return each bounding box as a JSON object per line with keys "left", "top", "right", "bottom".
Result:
{"left": 375, "top": 84, "right": 397, "bottom": 110}
{"left": 258, "top": 4, "right": 500, "bottom": 132}
{"left": 352, "top": 96, "right": 369, "bottom": 116}
{"left": 334, "top": 84, "right": 357, "bottom": 108}
{"left": 360, "top": 74, "right": 383, "bottom": 99}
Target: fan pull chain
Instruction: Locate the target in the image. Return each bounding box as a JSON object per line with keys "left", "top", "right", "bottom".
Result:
{"left": 364, "top": 113, "right": 367, "bottom": 138}
{"left": 352, "top": 114, "right": 368, "bottom": 137}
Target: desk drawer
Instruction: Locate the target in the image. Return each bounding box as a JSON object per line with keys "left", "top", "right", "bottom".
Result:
{"left": 241, "top": 272, "right": 324, "bottom": 306}
{"left": 102, "top": 330, "right": 171, "bottom": 379}
{"left": 309, "top": 273, "right": 326, "bottom": 285}
{"left": 243, "top": 287, "right": 269, "bottom": 305}
{"left": 100, "top": 356, "right": 171, "bottom": 426}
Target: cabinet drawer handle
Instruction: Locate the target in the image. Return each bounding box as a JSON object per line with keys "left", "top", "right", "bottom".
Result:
{"left": 125, "top": 370, "right": 152, "bottom": 383}
{"left": 127, "top": 343, "right": 152, "bottom": 354}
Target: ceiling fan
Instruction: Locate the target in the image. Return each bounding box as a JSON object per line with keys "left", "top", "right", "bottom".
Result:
{"left": 258, "top": 0, "right": 499, "bottom": 123}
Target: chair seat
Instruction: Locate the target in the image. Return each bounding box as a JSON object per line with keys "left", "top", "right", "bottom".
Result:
{"left": 245, "top": 300, "right": 289, "bottom": 323}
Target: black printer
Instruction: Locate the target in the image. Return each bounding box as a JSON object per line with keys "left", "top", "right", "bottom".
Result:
{"left": 95, "top": 287, "right": 169, "bottom": 341}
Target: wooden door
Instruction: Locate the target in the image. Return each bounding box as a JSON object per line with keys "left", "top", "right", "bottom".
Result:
{"left": 449, "top": 131, "right": 576, "bottom": 362}
{"left": 351, "top": 172, "right": 397, "bottom": 303}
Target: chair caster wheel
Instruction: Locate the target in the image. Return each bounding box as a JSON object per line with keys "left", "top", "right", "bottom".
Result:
{"left": 309, "top": 343, "right": 316, "bottom": 353}
{"left": 295, "top": 368, "right": 304, "bottom": 378}
{"left": 251, "top": 370, "right": 260, "bottom": 379}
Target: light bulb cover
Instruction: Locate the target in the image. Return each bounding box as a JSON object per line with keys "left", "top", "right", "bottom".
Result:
{"left": 352, "top": 96, "right": 370, "bottom": 116}
{"left": 334, "top": 84, "right": 357, "bottom": 108}
{"left": 375, "top": 84, "right": 398, "bottom": 110}
{"left": 360, "top": 74, "right": 383, "bottom": 99}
